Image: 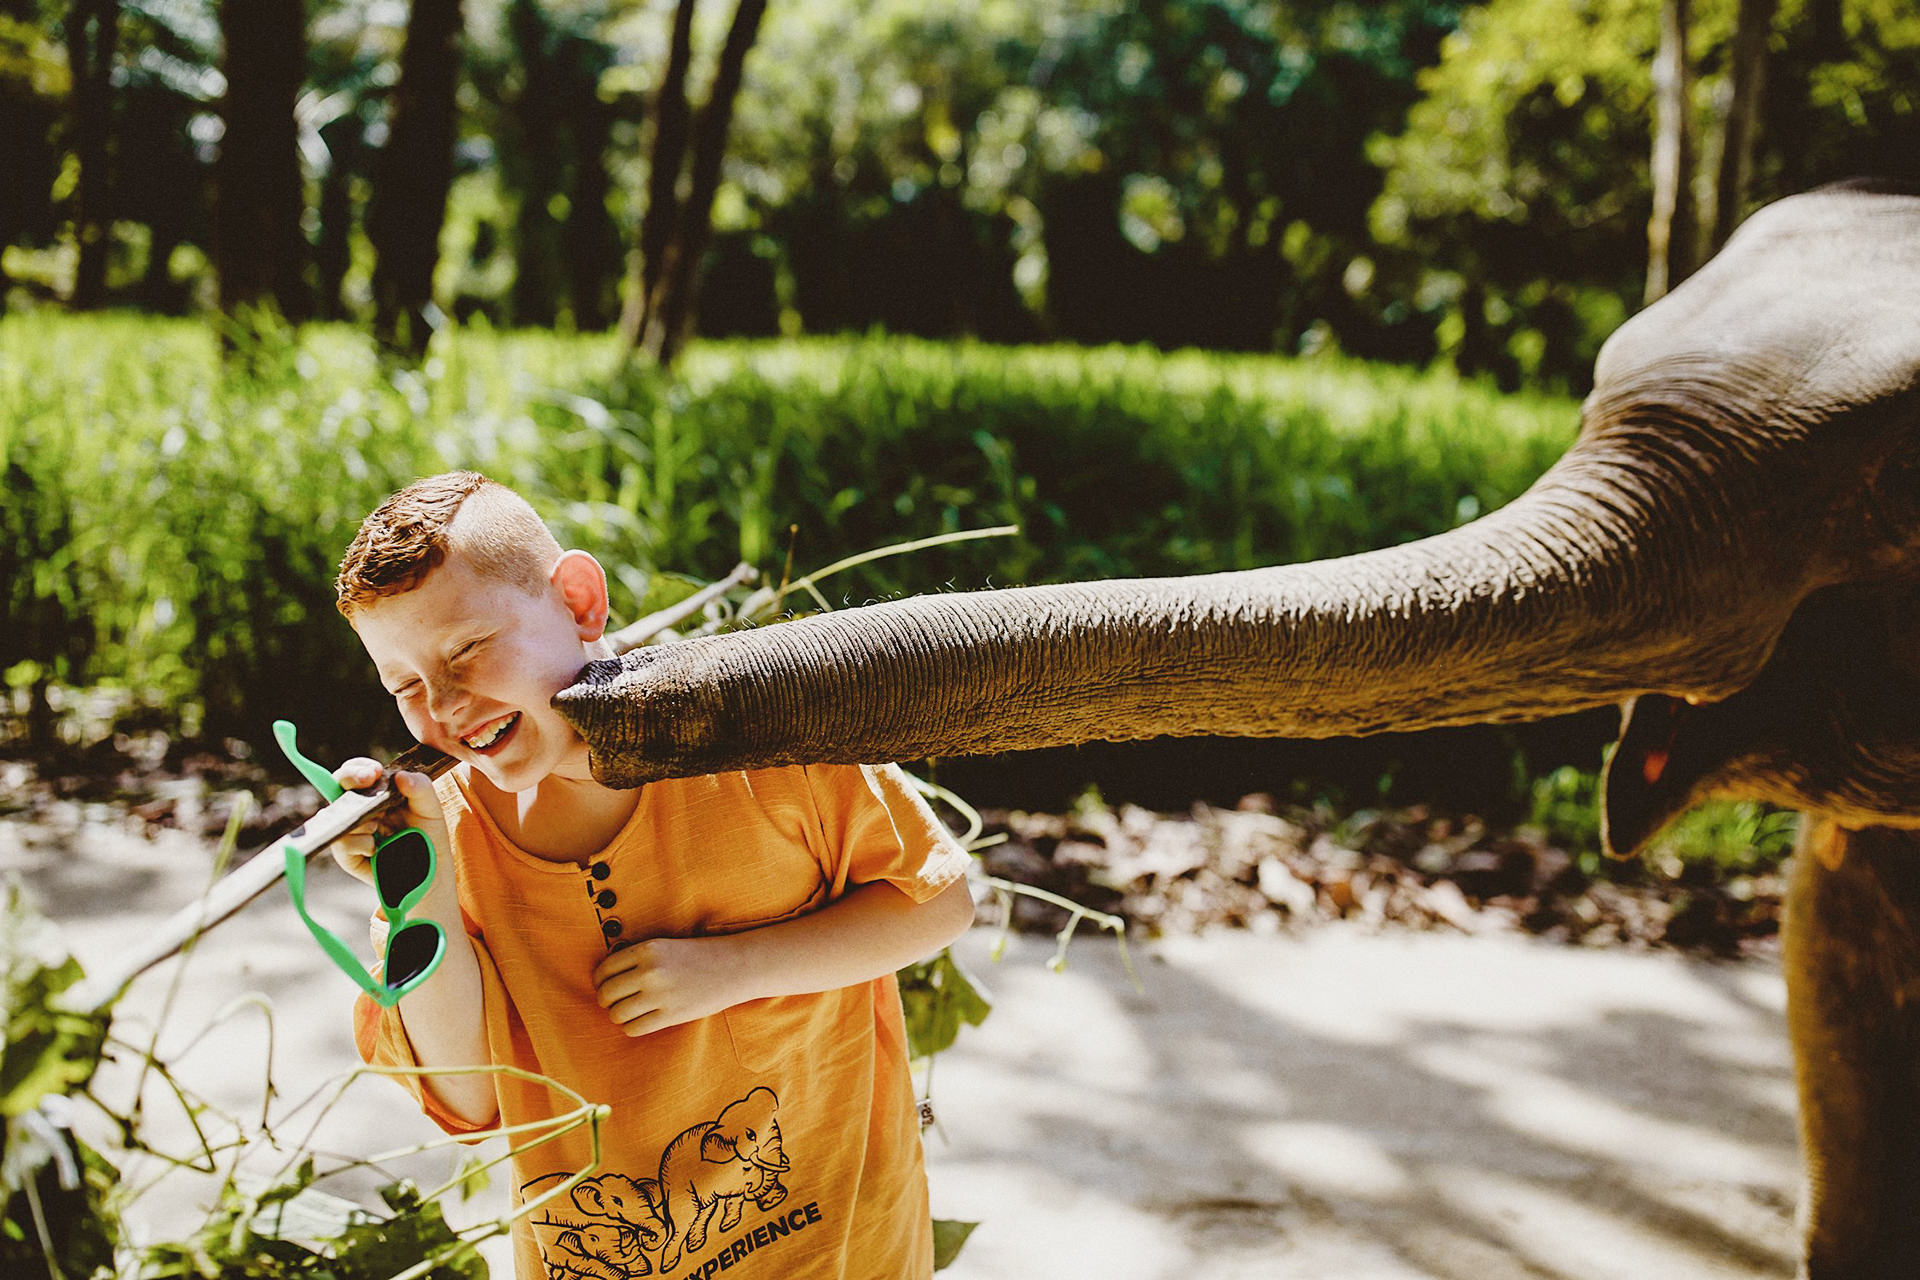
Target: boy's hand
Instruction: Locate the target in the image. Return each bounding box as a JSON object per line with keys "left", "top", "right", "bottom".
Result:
{"left": 328, "top": 758, "right": 452, "bottom": 893}
{"left": 592, "top": 937, "right": 745, "bottom": 1038}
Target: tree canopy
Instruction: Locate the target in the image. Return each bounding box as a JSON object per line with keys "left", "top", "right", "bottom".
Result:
{"left": 0, "top": 0, "right": 1913, "bottom": 385}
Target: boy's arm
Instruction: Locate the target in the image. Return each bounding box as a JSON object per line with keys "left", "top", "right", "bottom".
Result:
{"left": 591, "top": 876, "right": 974, "bottom": 1038}
{"left": 336, "top": 763, "right": 498, "bottom": 1127}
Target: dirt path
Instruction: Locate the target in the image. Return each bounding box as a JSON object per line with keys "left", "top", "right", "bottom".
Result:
{"left": 2, "top": 794, "right": 1799, "bottom": 1279}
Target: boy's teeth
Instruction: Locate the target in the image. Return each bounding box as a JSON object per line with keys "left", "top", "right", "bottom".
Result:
{"left": 464, "top": 713, "right": 518, "bottom": 749}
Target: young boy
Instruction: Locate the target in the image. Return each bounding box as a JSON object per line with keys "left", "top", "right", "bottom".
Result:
{"left": 327, "top": 470, "right": 976, "bottom": 1279}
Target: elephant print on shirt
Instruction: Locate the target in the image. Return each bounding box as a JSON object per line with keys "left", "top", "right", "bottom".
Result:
{"left": 525, "top": 1086, "right": 795, "bottom": 1279}
{"left": 654, "top": 1086, "right": 789, "bottom": 1273}
{"left": 524, "top": 1173, "right": 667, "bottom": 1279}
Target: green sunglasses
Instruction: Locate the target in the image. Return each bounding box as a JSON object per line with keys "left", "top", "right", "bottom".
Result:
{"left": 274, "top": 720, "right": 448, "bottom": 1007}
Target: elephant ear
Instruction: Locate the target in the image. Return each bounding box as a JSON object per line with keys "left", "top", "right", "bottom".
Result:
{"left": 574, "top": 1180, "right": 610, "bottom": 1216}
{"left": 701, "top": 1126, "right": 740, "bottom": 1163}
{"left": 1601, "top": 694, "right": 1730, "bottom": 859}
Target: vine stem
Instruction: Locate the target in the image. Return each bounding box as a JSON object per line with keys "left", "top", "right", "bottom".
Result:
{"left": 979, "top": 874, "right": 1142, "bottom": 992}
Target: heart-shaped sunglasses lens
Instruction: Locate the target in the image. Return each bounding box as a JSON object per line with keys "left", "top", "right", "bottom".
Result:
{"left": 374, "top": 829, "right": 433, "bottom": 913}
{"left": 385, "top": 920, "right": 445, "bottom": 989}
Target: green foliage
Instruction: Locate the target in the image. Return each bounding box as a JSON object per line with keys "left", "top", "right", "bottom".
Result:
{"left": 331, "top": 1182, "right": 487, "bottom": 1280}
{"left": 0, "top": 881, "right": 513, "bottom": 1279}
{"left": 1370, "top": 0, "right": 1920, "bottom": 386}
{"left": 0, "top": 314, "right": 1577, "bottom": 759}
{"left": 715, "top": 0, "right": 1471, "bottom": 353}
{"left": 898, "top": 951, "right": 993, "bottom": 1063}
{"left": 1526, "top": 766, "right": 1799, "bottom": 877}
{"left": 139, "top": 1171, "right": 486, "bottom": 1280}
{"left": 1526, "top": 765, "right": 1604, "bottom": 865}
{"left": 1651, "top": 796, "right": 1799, "bottom": 874}
{"left": 563, "top": 336, "right": 1573, "bottom": 590}
{"left": 932, "top": 1217, "right": 980, "bottom": 1271}
{"left": 9, "top": 0, "right": 1917, "bottom": 393}
{"left": 1, "top": 883, "right": 117, "bottom": 1275}
{"left": 1, "top": 1126, "right": 120, "bottom": 1277}
{"left": 0, "top": 884, "right": 107, "bottom": 1121}
{"left": 1375, "top": 0, "right": 1679, "bottom": 235}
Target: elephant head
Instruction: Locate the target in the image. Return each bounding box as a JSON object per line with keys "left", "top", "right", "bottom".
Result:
{"left": 551, "top": 179, "right": 1920, "bottom": 859}
{"left": 702, "top": 1086, "right": 788, "bottom": 1173}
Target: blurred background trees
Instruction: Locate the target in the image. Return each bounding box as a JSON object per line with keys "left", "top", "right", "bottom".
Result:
{"left": 0, "top": 0, "right": 1914, "bottom": 383}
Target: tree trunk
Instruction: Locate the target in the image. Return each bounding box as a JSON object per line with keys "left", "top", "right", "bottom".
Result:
{"left": 215, "top": 0, "right": 308, "bottom": 320}
{"left": 64, "top": 0, "right": 119, "bottom": 310}
{"left": 505, "top": 0, "right": 562, "bottom": 327}
{"left": 1806, "top": 0, "right": 1844, "bottom": 55}
{"left": 640, "top": 0, "right": 768, "bottom": 366}
{"left": 619, "top": 0, "right": 698, "bottom": 347}
{"left": 564, "top": 103, "right": 622, "bottom": 330}
{"left": 368, "top": 0, "right": 464, "bottom": 355}
{"left": 1645, "top": 0, "right": 1697, "bottom": 304}
{"left": 314, "top": 116, "right": 361, "bottom": 321}
{"left": 1712, "top": 0, "right": 1776, "bottom": 252}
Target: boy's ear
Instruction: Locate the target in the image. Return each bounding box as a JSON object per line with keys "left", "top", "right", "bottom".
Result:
{"left": 550, "top": 550, "right": 610, "bottom": 640}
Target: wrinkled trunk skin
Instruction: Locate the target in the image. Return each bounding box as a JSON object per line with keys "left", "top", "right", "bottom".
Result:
{"left": 1784, "top": 823, "right": 1920, "bottom": 1278}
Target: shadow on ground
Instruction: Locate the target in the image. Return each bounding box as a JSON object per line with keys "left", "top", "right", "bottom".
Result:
{"left": 929, "top": 930, "right": 1797, "bottom": 1280}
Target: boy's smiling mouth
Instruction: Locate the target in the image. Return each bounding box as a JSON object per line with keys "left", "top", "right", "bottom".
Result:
{"left": 462, "top": 712, "right": 521, "bottom": 753}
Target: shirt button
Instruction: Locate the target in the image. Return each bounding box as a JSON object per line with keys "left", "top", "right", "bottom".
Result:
{"left": 590, "top": 862, "right": 611, "bottom": 880}
{"left": 596, "top": 889, "right": 617, "bottom": 909}
{"left": 602, "top": 918, "right": 622, "bottom": 939}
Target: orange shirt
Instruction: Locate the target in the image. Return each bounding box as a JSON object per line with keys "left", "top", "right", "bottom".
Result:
{"left": 354, "top": 762, "right": 971, "bottom": 1280}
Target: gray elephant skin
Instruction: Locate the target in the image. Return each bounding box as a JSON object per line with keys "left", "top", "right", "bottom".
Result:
{"left": 553, "top": 179, "right": 1920, "bottom": 1279}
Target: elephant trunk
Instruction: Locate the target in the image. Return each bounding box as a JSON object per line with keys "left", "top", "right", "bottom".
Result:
{"left": 553, "top": 442, "right": 1806, "bottom": 787}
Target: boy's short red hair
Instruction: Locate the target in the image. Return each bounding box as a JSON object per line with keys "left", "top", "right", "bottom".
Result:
{"left": 336, "top": 471, "right": 563, "bottom": 617}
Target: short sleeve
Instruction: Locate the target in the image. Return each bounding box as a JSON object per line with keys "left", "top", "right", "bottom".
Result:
{"left": 801, "top": 762, "right": 972, "bottom": 902}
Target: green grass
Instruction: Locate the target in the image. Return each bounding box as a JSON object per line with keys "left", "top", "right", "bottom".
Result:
{"left": 2, "top": 312, "right": 1578, "bottom": 759}
{"left": 1526, "top": 764, "right": 1800, "bottom": 881}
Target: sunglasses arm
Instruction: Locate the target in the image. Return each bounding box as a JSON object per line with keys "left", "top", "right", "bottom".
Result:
{"left": 65, "top": 744, "right": 453, "bottom": 1013}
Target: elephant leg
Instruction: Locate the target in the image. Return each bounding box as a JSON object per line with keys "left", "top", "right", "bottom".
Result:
{"left": 683, "top": 1196, "right": 721, "bottom": 1254}
{"left": 719, "top": 1195, "right": 744, "bottom": 1232}
{"left": 656, "top": 1213, "right": 685, "bottom": 1275}
{"left": 1783, "top": 824, "right": 1920, "bottom": 1279}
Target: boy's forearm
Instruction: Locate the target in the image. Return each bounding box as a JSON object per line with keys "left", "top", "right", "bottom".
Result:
{"left": 723, "top": 878, "right": 975, "bottom": 1004}
{"left": 393, "top": 879, "right": 498, "bottom": 1126}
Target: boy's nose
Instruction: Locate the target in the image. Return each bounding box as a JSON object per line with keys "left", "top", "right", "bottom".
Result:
{"left": 423, "top": 678, "right": 471, "bottom": 725}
